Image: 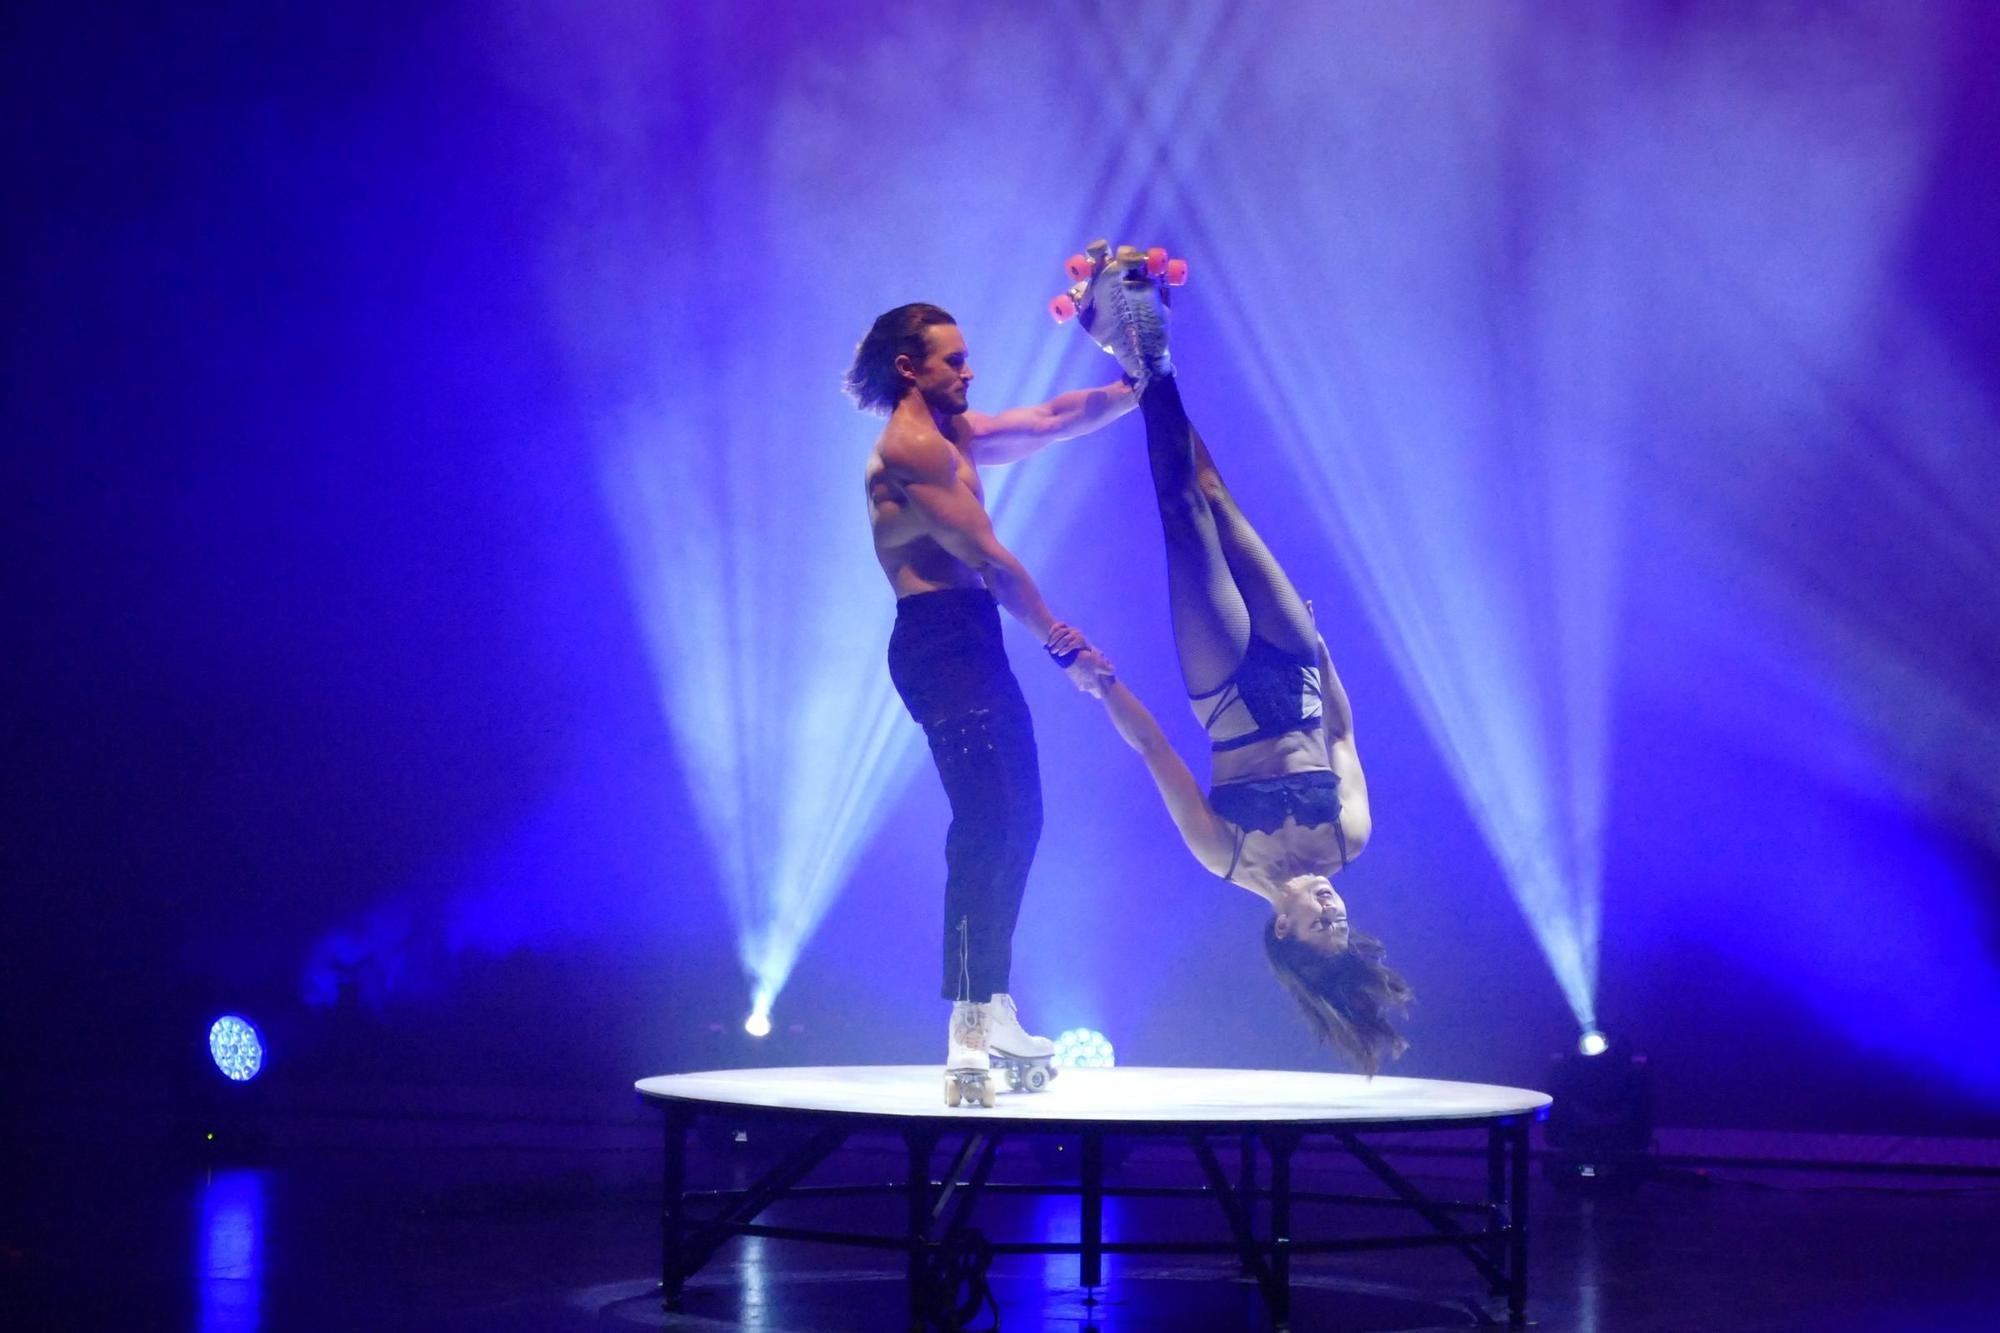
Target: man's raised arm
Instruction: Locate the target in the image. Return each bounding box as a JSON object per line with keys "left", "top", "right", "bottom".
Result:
{"left": 963, "top": 378, "right": 1137, "bottom": 465}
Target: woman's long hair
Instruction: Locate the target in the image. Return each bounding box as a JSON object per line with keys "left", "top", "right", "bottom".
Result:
{"left": 1262, "top": 916, "right": 1413, "bottom": 1077}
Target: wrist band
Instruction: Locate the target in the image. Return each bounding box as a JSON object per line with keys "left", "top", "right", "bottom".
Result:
{"left": 1045, "top": 641, "right": 1081, "bottom": 668}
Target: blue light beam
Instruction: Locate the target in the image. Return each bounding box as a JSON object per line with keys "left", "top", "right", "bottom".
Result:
{"left": 547, "top": 6, "right": 1155, "bottom": 1022}
{"left": 1108, "top": 5, "right": 1641, "bottom": 1029}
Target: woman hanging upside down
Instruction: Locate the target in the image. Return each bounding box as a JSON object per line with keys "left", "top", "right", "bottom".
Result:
{"left": 1055, "top": 243, "right": 1413, "bottom": 1074}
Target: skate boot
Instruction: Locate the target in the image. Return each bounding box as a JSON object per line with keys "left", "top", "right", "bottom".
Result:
{"left": 944, "top": 1000, "right": 997, "bottom": 1108}
{"left": 1049, "top": 239, "right": 1185, "bottom": 390}
{"left": 987, "top": 992, "right": 1058, "bottom": 1094}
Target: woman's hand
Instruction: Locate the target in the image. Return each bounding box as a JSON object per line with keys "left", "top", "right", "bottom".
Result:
{"left": 1074, "top": 647, "right": 1117, "bottom": 694}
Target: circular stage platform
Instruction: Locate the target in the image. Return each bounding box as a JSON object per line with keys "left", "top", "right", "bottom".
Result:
{"left": 636, "top": 1064, "right": 1548, "bottom": 1127}
{"left": 636, "top": 1066, "right": 1551, "bottom": 1331}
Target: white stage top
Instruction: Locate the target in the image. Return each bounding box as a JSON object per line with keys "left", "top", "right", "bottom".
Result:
{"left": 635, "top": 1066, "right": 1550, "bottom": 1126}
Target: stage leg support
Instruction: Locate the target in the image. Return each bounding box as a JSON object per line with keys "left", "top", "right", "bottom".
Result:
{"left": 905, "top": 1128, "right": 939, "bottom": 1332}
{"left": 1080, "top": 1131, "right": 1105, "bottom": 1289}
{"left": 1486, "top": 1122, "right": 1508, "bottom": 1295}
{"left": 660, "top": 1104, "right": 691, "bottom": 1312}
{"left": 1508, "top": 1115, "right": 1531, "bottom": 1325}
{"left": 1192, "top": 1133, "right": 1277, "bottom": 1310}
{"left": 1264, "top": 1129, "right": 1297, "bottom": 1332}
{"left": 1237, "top": 1132, "right": 1258, "bottom": 1278}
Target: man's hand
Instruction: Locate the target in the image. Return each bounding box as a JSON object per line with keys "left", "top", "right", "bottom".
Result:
{"left": 1046, "top": 624, "right": 1109, "bottom": 697}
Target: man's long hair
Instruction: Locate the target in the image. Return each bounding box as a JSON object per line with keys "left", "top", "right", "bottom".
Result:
{"left": 844, "top": 303, "right": 957, "bottom": 414}
{"left": 1262, "top": 917, "right": 1413, "bottom": 1077}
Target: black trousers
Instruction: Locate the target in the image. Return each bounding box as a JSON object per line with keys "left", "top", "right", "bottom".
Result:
{"left": 887, "top": 589, "right": 1044, "bottom": 1002}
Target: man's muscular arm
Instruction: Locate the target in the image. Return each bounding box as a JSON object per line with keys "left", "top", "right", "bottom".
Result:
{"left": 963, "top": 379, "right": 1136, "bottom": 465}
{"left": 886, "top": 430, "right": 1061, "bottom": 641}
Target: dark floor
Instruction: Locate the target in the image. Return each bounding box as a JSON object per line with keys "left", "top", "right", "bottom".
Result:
{"left": 5, "top": 1126, "right": 1999, "bottom": 1333}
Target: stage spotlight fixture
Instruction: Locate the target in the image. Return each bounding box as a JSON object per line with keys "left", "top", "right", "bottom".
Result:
{"left": 208, "top": 1015, "right": 265, "bottom": 1083}
{"left": 1545, "top": 1037, "right": 1654, "bottom": 1193}
{"left": 1578, "top": 1028, "right": 1609, "bottom": 1057}
{"left": 1053, "top": 1028, "right": 1115, "bottom": 1069}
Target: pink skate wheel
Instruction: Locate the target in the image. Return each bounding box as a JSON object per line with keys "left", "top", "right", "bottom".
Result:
{"left": 1049, "top": 293, "right": 1077, "bottom": 323}
{"left": 1146, "top": 246, "right": 1168, "bottom": 276}
{"left": 1065, "top": 253, "right": 1093, "bottom": 283}
{"left": 1164, "top": 257, "right": 1189, "bottom": 286}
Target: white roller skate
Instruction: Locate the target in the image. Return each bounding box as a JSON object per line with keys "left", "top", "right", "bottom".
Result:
{"left": 944, "top": 1000, "right": 997, "bottom": 1108}
{"left": 988, "top": 992, "right": 1058, "bottom": 1094}
{"left": 1048, "top": 239, "right": 1185, "bottom": 390}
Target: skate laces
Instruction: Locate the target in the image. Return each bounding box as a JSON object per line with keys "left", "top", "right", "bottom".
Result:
{"left": 1105, "top": 266, "right": 1167, "bottom": 379}
{"left": 956, "top": 915, "right": 972, "bottom": 1003}
{"left": 953, "top": 1000, "right": 989, "bottom": 1048}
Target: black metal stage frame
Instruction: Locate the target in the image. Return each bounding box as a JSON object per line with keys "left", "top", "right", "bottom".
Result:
{"left": 644, "top": 1082, "right": 1538, "bottom": 1331}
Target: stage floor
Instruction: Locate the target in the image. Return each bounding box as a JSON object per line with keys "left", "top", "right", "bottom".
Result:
{"left": 5, "top": 1122, "right": 1998, "bottom": 1331}
{"left": 633, "top": 1065, "right": 1552, "bottom": 1126}
{"left": 7, "top": 1120, "right": 1992, "bottom": 1328}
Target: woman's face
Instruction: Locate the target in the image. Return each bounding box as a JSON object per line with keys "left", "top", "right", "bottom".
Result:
{"left": 1273, "top": 875, "right": 1350, "bottom": 956}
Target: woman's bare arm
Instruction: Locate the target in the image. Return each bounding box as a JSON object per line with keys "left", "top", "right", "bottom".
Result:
{"left": 1316, "top": 632, "right": 1372, "bottom": 859}
{"left": 1087, "top": 660, "right": 1238, "bottom": 877}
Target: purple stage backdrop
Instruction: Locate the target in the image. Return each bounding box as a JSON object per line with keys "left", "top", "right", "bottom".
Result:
{"left": 6, "top": 0, "right": 1998, "bottom": 1138}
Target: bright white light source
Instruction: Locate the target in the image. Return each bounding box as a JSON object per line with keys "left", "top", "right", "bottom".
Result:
{"left": 1578, "top": 1028, "right": 1609, "bottom": 1057}
{"left": 744, "top": 1010, "right": 772, "bottom": 1038}
{"left": 1053, "top": 1028, "right": 1115, "bottom": 1069}
{"left": 208, "top": 1015, "right": 264, "bottom": 1082}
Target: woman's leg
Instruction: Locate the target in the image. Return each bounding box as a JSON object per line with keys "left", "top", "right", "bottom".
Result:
{"left": 1139, "top": 376, "right": 1250, "bottom": 696}
{"left": 1185, "top": 421, "right": 1319, "bottom": 660}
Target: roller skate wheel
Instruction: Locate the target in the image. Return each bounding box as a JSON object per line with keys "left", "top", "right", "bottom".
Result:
{"left": 1024, "top": 1065, "right": 1049, "bottom": 1092}
{"left": 1065, "top": 253, "right": 1093, "bottom": 283}
{"left": 1164, "top": 257, "right": 1189, "bottom": 286}
{"left": 1145, "top": 246, "right": 1168, "bottom": 276}
{"left": 945, "top": 1074, "right": 962, "bottom": 1107}
{"left": 978, "top": 1082, "right": 996, "bottom": 1108}
{"left": 1049, "top": 293, "right": 1077, "bottom": 324}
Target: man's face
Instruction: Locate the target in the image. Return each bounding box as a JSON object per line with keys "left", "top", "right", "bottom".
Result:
{"left": 899, "top": 323, "right": 973, "bottom": 415}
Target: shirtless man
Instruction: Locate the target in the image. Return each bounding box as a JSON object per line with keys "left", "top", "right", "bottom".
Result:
{"left": 847, "top": 301, "right": 1134, "bottom": 1101}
